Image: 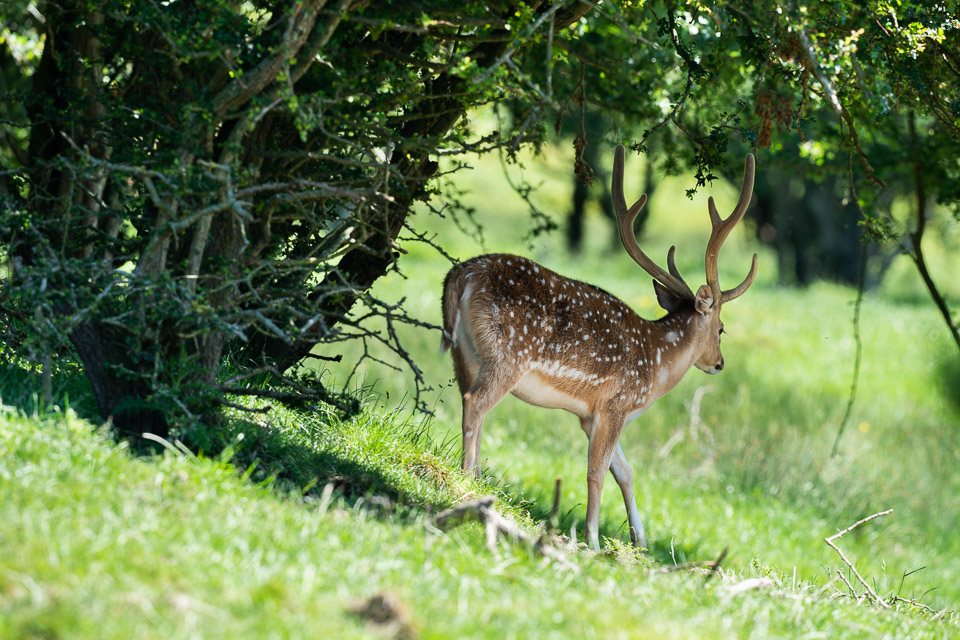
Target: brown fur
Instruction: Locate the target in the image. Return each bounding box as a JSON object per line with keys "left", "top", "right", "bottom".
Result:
{"left": 441, "top": 253, "right": 733, "bottom": 550}
{"left": 446, "top": 145, "right": 758, "bottom": 549}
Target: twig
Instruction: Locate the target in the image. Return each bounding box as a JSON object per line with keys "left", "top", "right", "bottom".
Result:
{"left": 653, "top": 552, "right": 726, "bottom": 575}
{"left": 836, "top": 568, "right": 861, "bottom": 601}
{"left": 434, "top": 495, "right": 498, "bottom": 530}
{"left": 472, "top": 3, "right": 564, "bottom": 86}
{"left": 638, "top": 73, "right": 694, "bottom": 151}
{"left": 704, "top": 547, "right": 728, "bottom": 583}
{"left": 827, "top": 509, "right": 893, "bottom": 543}
{"left": 824, "top": 509, "right": 893, "bottom": 608}
{"left": 216, "top": 397, "right": 273, "bottom": 414}
{"left": 548, "top": 477, "right": 563, "bottom": 532}
{"left": 891, "top": 595, "right": 954, "bottom": 617}
{"left": 433, "top": 496, "right": 578, "bottom": 571}
{"left": 304, "top": 353, "right": 343, "bottom": 363}
{"left": 831, "top": 156, "right": 868, "bottom": 457}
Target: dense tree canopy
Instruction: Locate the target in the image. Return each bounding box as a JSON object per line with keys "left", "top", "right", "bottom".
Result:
{"left": 1, "top": 0, "right": 958, "bottom": 440}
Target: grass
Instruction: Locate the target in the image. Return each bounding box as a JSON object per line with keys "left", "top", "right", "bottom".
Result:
{"left": 2, "top": 138, "right": 960, "bottom": 637}
{"left": 2, "top": 408, "right": 958, "bottom": 639}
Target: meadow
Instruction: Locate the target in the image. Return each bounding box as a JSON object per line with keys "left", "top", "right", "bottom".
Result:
{"left": 327, "top": 141, "right": 960, "bottom": 596}
{"left": 2, "top": 140, "right": 959, "bottom": 638}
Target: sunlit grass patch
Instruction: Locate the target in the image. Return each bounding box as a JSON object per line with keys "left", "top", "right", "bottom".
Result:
{"left": 2, "top": 408, "right": 957, "bottom": 639}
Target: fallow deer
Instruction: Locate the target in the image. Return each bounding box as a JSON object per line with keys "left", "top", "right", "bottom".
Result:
{"left": 441, "top": 144, "right": 757, "bottom": 550}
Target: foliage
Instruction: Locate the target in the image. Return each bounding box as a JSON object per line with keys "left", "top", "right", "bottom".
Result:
{"left": 0, "top": 0, "right": 596, "bottom": 438}
{"left": 1, "top": 0, "right": 958, "bottom": 441}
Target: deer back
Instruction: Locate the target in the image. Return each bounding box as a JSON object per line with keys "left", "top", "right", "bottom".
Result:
{"left": 442, "top": 254, "right": 713, "bottom": 417}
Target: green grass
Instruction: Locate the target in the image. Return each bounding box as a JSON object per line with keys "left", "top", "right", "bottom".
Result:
{"left": 2, "top": 408, "right": 958, "bottom": 639}
{"left": 2, "top": 138, "right": 960, "bottom": 637}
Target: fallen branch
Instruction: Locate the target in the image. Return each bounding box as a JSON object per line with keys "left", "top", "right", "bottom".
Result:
{"left": 433, "top": 496, "right": 578, "bottom": 571}
{"left": 547, "top": 477, "right": 562, "bottom": 533}
{"left": 653, "top": 547, "right": 727, "bottom": 576}
{"left": 704, "top": 547, "right": 728, "bottom": 582}
{"left": 824, "top": 509, "right": 893, "bottom": 608}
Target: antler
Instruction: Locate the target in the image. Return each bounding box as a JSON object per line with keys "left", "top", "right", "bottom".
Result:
{"left": 705, "top": 154, "right": 759, "bottom": 304}
{"left": 612, "top": 145, "right": 694, "bottom": 299}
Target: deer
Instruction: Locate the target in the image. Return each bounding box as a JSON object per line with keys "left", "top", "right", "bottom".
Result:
{"left": 440, "top": 144, "right": 757, "bottom": 550}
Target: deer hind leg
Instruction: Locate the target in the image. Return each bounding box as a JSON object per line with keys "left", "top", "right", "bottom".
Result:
{"left": 460, "top": 366, "right": 520, "bottom": 479}
{"left": 583, "top": 410, "right": 624, "bottom": 550}
{"left": 577, "top": 417, "right": 647, "bottom": 549}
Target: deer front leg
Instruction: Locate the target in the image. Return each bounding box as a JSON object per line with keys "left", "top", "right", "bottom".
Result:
{"left": 610, "top": 443, "right": 648, "bottom": 549}
{"left": 578, "top": 418, "right": 648, "bottom": 550}
{"left": 584, "top": 410, "right": 624, "bottom": 550}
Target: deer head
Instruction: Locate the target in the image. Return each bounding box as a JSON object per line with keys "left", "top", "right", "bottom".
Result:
{"left": 612, "top": 144, "right": 757, "bottom": 375}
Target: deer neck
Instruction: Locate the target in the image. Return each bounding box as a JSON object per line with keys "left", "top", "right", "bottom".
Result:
{"left": 643, "top": 307, "right": 709, "bottom": 402}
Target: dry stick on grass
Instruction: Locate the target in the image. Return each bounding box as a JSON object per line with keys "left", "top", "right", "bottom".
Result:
{"left": 704, "top": 547, "right": 728, "bottom": 583}
{"left": 547, "top": 477, "right": 563, "bottom": 533}
{"left": 824, "top": 509, "right": 893, "bottom": 608}
{"left": 825, "top": 511, "right": 956, "bottom": 619}
{"left": 433, "top": 496, "right": 578, "bottom": 571}
{"left": 835, "top": 568, "right": 861, "bottom": 601}
{"left": 653, "top": 547, "right": 728, "bottom": 575}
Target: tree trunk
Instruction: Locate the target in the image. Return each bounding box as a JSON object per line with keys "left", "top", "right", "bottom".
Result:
{"left": 238, "top": 1, "right": 597, "bottom": 372}
{"left": 70, "top": 321, "right": 170, "bottom": 440}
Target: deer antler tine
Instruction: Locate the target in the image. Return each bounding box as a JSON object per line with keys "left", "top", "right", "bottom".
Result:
{"left": 666, "top": 245, "right": 685, "bottom": 282}
{"left": 705, "top": 153, "right": 757, "bottom": 303}
{"left": 734, "top": 154, "right": 756, "bottom": 220}
{"left": 707, "top": 196, "right": 721, "bottom": 227}
{"left": 612, "top": 145, "right": 647, "bottom": 221}
{"left": 722, "top": 253, "right": 758, "bottom": 302}
{"left": 613, "top": 145, "right": 693, "bottom": 299}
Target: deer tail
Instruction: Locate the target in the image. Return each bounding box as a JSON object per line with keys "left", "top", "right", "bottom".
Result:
{"left": 441, "top": 267, "right": 466, "bottom": 353}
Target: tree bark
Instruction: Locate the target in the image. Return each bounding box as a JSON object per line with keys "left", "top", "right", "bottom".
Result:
{"left": 70, "top": 321, "right": 170, "bottom": 440}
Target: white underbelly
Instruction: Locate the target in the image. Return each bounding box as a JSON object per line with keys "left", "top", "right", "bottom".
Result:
{"left": 511, "top": 372, "right": 589, "bottom": 416}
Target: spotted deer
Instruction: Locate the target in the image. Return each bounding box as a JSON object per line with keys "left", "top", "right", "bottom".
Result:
{"left": 441, "top": 145, "right": 757, "bottom": 550}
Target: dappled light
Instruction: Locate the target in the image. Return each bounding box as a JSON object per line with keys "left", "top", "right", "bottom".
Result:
{"left": 2, "top": 0, "right": 960, "bottom": 637}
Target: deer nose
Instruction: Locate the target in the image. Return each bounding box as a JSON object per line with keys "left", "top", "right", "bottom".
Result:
{"left": 715, "top": 360, "right": 724, "bottom": 371}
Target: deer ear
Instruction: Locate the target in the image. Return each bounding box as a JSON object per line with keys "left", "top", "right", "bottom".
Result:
{"left": 694, "top": 285, "right": 715, "bottom": 315}
{"left": 653, "top": 280, "right": 683, "bottom": 312}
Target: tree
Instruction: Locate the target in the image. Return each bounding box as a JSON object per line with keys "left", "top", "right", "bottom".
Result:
{"left": 1, "top": 0, "right": 958, "bottom": 442}
{"left": 0, "top": 0, "right": 599, "bottom": 439}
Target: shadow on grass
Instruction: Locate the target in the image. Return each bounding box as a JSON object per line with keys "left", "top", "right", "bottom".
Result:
{"left": 220, "top": 416, "right": 437, "bottom": 519}
{"left": 3, "top": 361, "right": 729, "bottom": 561}
{"left": 1, "top": 362, "right": 448, "bottom": 521}
{"left": 518, "top": 486, "right": 705, "bottom": 565}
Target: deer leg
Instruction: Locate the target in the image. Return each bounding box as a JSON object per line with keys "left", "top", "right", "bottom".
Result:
{"left": 610, "top": 443, "right": 648, "bottom": 549}
{"left": 584, "top": 410, "right": 623, "bottom": 550}
{"left": 578, "top": 417, "right": 646, "bottom": 549}
{"left": 460, "top": 368, "right": 518, "bottom": 479}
